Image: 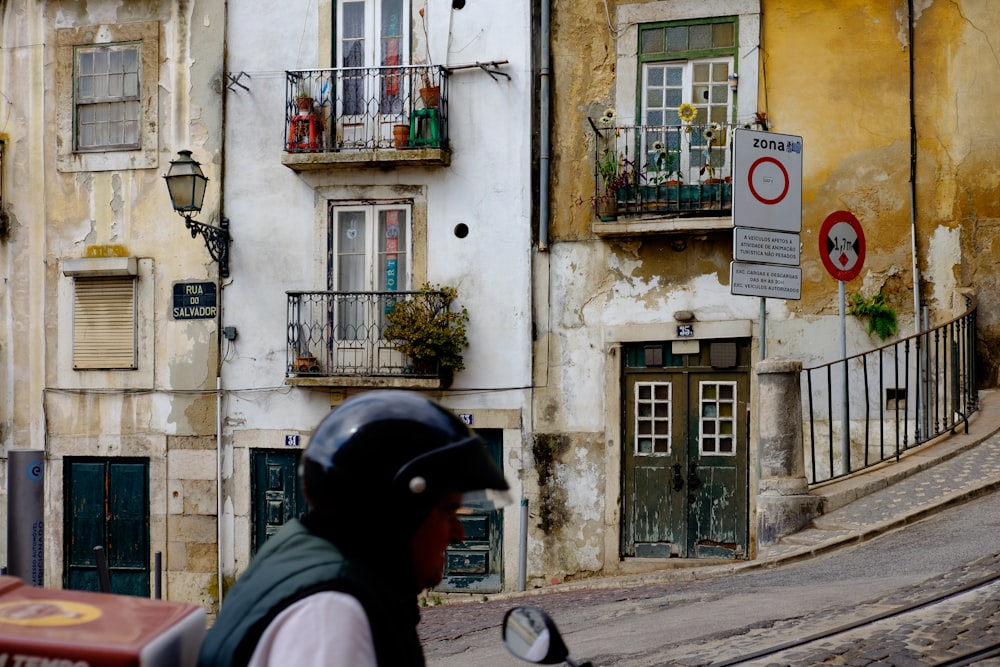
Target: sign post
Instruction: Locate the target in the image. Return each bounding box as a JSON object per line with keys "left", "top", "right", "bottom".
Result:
{"left": 731, "top": 129, "right": 804, "bottom": 359}
{"left": 819, "top": 210, "right": 866, "bottom": 475}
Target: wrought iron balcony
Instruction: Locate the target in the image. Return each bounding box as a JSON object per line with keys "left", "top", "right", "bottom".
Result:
{"left": 286, "top": 290, "right": 447, "bottom": 387}
{"left": 591, "top": 121, "right": 734, "bottom": 225}
{"left": 281, "top": 66, "right": 450, "bottom": 170}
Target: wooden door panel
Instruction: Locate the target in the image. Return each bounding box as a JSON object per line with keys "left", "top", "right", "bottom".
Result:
{"left": 252, "top": 450, "right": 305, "bottom": 556}
{"left": 65, "top": 459, "right": 149, "bottom": 597}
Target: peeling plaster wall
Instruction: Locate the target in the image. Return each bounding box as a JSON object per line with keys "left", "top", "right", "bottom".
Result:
{"left": 539, "top": 0, "right": 1000, "bottom": 585}
{"left": 1, "top": 0, "right": 226, "bottom": 606}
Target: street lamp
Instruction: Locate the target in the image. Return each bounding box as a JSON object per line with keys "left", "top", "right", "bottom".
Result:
{"left": 163, "top": 150, "right": 231, "bottom": 278}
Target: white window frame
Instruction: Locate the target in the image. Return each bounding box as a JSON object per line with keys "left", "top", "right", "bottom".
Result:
{"left": 634, "top": 381, "right": 673, "bottom": 456}
{"left": 641, "top": 57, "right": 734, "bottom": 182}
{"left": 336, "top": 0, "right": 411, "bottom": 147}
{"left": 698, "top": 380, "right": 738, "bottom": 456}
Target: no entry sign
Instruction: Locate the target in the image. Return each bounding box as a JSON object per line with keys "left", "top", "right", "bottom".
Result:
{"left": 819, "top": 210, "right": 866, "bottom": 281}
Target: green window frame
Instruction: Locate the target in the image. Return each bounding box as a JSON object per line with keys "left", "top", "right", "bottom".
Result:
{"left": 636, "top": 18, "right": 737, "bottom": 182}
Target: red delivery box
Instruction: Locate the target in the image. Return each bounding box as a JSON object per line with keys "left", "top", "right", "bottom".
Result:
{"left": 0, "top": 576, "right": 205, "bottom": 666}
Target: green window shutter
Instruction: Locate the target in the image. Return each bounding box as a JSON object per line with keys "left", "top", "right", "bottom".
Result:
{"left": 73, "top": 276, "right": 137, "bottom": 369}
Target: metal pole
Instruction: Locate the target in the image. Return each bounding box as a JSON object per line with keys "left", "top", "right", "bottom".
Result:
{"left": 94, "top": 546, "right": 112, "bottom": 593}
{"left": 154, "top": 551, "right": 162, "bottom": 599}
{"left": 759, "top": 297, "right": 767, "bottom": 360}
{"left": 518, "top": 498, "right": 528, "bottom": 592}
{"left": 839, "top": 280, "right": 850, "bottom": 474}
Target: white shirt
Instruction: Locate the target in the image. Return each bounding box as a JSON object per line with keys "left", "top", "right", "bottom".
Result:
{"left": 247, "top": 591, "right": 378, "bottom": 667}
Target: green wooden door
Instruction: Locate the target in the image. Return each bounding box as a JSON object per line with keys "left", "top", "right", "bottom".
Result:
{"left": 623, "top": 341, "right": 749, "bottom": 559}
{"left": 252, "top": 449, "right": 306, "bottom": 556}
{"left": 65, "top": 458, "right": 150, "bottom": 597}
{"left": 438, "top": 428, "right": 503, "bottom": 593}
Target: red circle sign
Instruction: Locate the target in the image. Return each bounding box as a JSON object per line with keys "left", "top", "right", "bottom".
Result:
{"left": 819, "top": 210, "right": 866, "bottom": 281}
{"left": 747, "top": 156, "right": 790, "bottom": 205}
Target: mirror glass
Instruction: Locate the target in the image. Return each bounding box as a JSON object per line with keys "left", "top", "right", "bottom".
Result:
{"left": 502, "top": 605, "right": 563, "bottom": 664}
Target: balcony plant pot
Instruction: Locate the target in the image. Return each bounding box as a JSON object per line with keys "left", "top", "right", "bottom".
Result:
{"left": 393, "top": 123, "right": 410, "bottom": 148}
{"left": 595, "top": 196, "right": 617, "bottom": 222}
{"left": 295, "top": 96, "right": 314, "bottom": 112}
{"left": 419, "top": 85, "right": 440, "bottom": 109}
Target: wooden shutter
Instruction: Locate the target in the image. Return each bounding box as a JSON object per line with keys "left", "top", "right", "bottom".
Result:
{"left": 73, "top": 276, "right": 137, "bottom": 369}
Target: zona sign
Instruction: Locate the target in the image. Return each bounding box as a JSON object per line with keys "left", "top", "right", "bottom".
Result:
{"left": 819, "top": 210, "right": 866, "bottom": 282}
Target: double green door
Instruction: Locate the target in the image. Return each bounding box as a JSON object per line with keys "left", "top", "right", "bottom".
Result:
{"left": 623, "top": 341, "right": 750, "bottom": 559}
{"left": 65, "top": 458, "right": 149, "bottom": 596}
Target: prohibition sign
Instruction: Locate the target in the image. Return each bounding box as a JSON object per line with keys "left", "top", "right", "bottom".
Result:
{"left": 819, "top": 210, "right": 866, "bottom": 282}
{"left": 747, "top": 156, "right": 790, "bottom": 205}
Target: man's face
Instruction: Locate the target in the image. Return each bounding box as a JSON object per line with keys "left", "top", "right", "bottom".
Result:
{"left": 411, "top": 491, "right": 466, "bottom": 591}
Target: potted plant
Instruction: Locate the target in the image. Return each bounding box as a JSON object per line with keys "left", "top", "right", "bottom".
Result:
{"left": 418, "top": 8, "right": 440, "bottom": 108}
{"left": 393, "top": 122, "right": 410, "bottom": 148}
{"left": 384, "top": 283, "right": 469, "bottom": 384}
{"left": 295, "top": 87, "right": 314, "bottom": 112}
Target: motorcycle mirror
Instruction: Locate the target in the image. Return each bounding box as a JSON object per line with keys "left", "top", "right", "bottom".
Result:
{"left": 502, "top": 605, "right": 571, "bottom": 665}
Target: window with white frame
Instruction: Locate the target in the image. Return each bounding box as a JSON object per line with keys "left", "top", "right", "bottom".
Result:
{"left": 327, "top": 203, "right": 412, "bottom": 368}
{"left": 638, "top": 18, "right": 736, "bottom": 183}
{"left": 75, "top": 43, "right": 141, "bottom": 151}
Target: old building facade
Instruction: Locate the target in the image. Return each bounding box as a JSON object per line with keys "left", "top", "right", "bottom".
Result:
{"left": 3, "top": 0, "right": 1000, "bottom": 612}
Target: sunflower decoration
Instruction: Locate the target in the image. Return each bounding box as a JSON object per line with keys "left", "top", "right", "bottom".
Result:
{"left": 599, "top": 108, "right": 617, "bottom": 127}
{"left": 677, "top": 103, "right": 698, "bottom": 124}
{"left": 706, "top": 121, "right": 722, "bottom": 144}
{"left": 649, "top": 140, "right": 667, "bottom": 169}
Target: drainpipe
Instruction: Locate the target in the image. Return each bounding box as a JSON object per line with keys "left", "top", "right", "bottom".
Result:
{"left": 908, "top": 0, "right": 920, "bottom": 334}
{"left": 216, "top": 0, "right": 230, "bottom": 607}
{"left": 538, "top": 0, "right": 551, "bottom": 251}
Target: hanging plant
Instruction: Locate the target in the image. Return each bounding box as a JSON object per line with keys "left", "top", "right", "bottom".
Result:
{"left": 384, "top": 283, "right": 470, "bottom": 375}
{"left": 848, "top": 292, "right": 898, "bottom": 341}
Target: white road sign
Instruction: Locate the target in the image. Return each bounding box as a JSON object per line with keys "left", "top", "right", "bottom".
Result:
{"left": 733, "top": 228, "right": 800, "bottom": 266}
{"left": 730, "top": 261, "right": 802, "bottom": 300}
{"left": 732, "top": 129, "right": 803, "bottom": 233}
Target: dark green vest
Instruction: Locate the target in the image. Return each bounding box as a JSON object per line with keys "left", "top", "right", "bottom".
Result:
{"left": 197, "top": 519, "right": 424, "bottom": 667}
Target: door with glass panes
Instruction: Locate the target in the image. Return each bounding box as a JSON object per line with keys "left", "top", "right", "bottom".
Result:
{"left": 622, "top": 340, "right": 749, "bottom": 559}
{"left": 329, "top": 203, "right": 411, "bottom": 373}
{"left": 638, "top": 19, "right": 735, "bottom": 184}
{"left": 337, "top": 0, "right": 410, "bottom": 147}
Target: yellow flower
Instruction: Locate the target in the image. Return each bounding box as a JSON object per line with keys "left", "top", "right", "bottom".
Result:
{"left": 677, "top": 103, "right": 697, "bottom": 123}
{"left": 600, "top": 108, "right": 617, "bottom": 126}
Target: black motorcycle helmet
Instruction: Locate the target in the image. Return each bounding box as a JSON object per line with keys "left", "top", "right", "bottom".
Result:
{"left": 300, "top": 390, "right": 509, "bottom": 545}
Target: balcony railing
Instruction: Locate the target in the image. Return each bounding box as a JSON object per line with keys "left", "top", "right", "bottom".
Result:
{"left": 283, "top": 66, "right": 449, "bottom": 169}
{"left": 592, "top": 122, "right": 733, "bottom": 218}
{"left": 286, "top": 290, "right": 445, "bottom": 383}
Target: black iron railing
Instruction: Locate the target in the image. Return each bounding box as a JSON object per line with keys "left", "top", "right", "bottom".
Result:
{"left": 591, "top": 122, "right": 733, "bottom": 217}
{"left": 286, "top": 290, "right": 443, "bottom": 378}
{"left": 803, "top": 296, "right": 979, "bottom": 485}
{"left": 285, "top": 66, "right": 448, "bottom": 153}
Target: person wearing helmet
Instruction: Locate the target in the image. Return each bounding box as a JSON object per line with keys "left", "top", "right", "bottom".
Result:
{"left": 197, "top": 390, "right": 510, "bottom": 667}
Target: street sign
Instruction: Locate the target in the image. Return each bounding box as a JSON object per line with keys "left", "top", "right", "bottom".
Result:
{"left": 733, "top": 228, "right": 800, "bottom": 266}
{"left": 732, "top": 129, "right": 803, "bottom": 233}
{"left": 730, "top": 261, "right": 802, "bottom": 300}
{"left": 819, "top": 210, "right": 866, "bottom": 281}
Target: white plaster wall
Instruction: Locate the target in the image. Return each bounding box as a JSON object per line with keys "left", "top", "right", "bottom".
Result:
{"left": 220, "top": 0, "right": 534, "bottom": 590}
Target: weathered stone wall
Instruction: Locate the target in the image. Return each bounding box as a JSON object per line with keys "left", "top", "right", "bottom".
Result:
{"left": 538, "top": 0, "right": 1000, "bottom": 583}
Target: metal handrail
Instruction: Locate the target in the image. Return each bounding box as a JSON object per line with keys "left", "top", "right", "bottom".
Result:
{"left": 803, "top": 295, "right": 979, "bottom": 485}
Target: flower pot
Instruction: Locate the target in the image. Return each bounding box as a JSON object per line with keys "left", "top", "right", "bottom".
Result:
{"left": 595, "top": 197, "right": 617, "bottom": 222}
{"left": 296, "top": 96, "right": 314, "bottom": 111}
{"left": 419, "top": 86, "right": 440, "bottom": 109}
{"left": 393, "top": 123, "right": 410, "bottom": 148}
